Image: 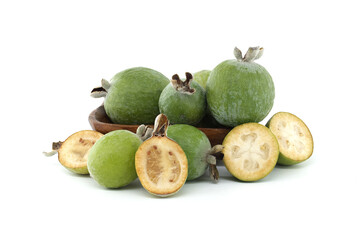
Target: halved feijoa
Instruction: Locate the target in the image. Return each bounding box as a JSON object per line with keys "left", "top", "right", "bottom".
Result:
{"left": 266, "top": 112, "right": 313, "bottom": 165}
{"left": 135, "top": 114, "right": 188, "bottom": 197}
{"left": 44, "top": 130, "right": 103, "bottom": 174}
{"left": 222, "top": 123, "right": 279, "bottom": 181}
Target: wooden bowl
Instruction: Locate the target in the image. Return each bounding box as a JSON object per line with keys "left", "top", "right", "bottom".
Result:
{"left": 88, "top": 105, "right": 231, "bottom": 146}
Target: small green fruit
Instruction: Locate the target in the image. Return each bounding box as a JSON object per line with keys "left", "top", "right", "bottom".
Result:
{"left": 167, "top": 124, "right": 219, "bottom": 181}
{"left": 206, "top": 47, "right": 275, "bottom": 127}
{"left": 159, "top": 72, "right": 206, "bottom": 125}
{"left": 91, "top": 67, "right": 169, "bottom": 124}
{"left": 193, "top": 70, "right": 211, "bottom": 89}
{"left": 266, "top": 112, "right": 314, "bottom": 165}
{"left": 87, "top": 130, "right": 142, "bottom": 188}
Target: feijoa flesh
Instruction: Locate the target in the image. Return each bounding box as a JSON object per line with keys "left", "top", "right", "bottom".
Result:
{"left": 222, "top": 123, "right": 279, "bottom": 181}
{"left": 135, "top": 114, "right": 188, "bottom": 197}
{"left": 43, "top": 130, "right": 103, "bottom": 174}
{"left": 266, "top": 112, "right": 313, "bottom": 165}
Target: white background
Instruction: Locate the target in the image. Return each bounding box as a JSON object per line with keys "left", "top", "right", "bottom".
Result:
{"left": 1, "top": 0, "right": 359, "bottom": 239}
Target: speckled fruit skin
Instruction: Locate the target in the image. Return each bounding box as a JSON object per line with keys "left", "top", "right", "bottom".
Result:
{"left": 159, "top": 81, "right": 206, "bottom": 125}
{"left": 206, "top": 60, "right": 275, "bottom": 127}
{"left": 167, "top": 124, "right": 211, "bottom": 180}
{"left": 193, "top": 70, "right": 211, "bottom": 89}
{"left": 104, "top": 67, "right": 169, "bottom": 124}
{"left": 87, "top": 130, "right": 142, "bottom": 188}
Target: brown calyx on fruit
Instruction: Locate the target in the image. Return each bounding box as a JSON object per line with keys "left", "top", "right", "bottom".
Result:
{"left": 152, "top": 114, "right": 169, "bottom": 137}
{"left": 171, "top": 72, "right": 196, "bottom": 95}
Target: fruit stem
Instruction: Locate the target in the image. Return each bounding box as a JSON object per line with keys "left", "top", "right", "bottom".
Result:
{"left": 209, "top": 164, "right": 219, "bottom": 182}
{"left": 206, "top": 145, "right": 224, "bottom": 182}
{"left": 234, "top": 46, "right": 264, "bottom": 62}
{"left": 152, "top": 114, "right": 169, "bottom": 137}
{"left": 42, "top": 141, "right": 63, "bottom": 157}
{"left": 171, "top": 72, "right": 196, "bottom": 95}
{"left": 90, "top": 79, "right": 110, "bottom": 98}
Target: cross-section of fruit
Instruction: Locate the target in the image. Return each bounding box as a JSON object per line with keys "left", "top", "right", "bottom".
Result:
{"left": 266, "top": 112, "right": 313, "bottom": 165}
{"left": 135, "top": 114, "right": 188, "bottom": 197}
{"left": 222, "top": 123, "right": 279, "bottom": 181}
{"left": 44, "top": 130, "right": 104, "bottom": 174}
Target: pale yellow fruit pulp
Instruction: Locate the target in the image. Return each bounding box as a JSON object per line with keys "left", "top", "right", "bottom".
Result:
{"left": 222, "top": 123, "right": 279, "bottom": 181}
{"left": 135, "top": 136, "right": 188, "bottom": 196}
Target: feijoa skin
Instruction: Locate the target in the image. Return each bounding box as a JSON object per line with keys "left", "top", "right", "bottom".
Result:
{"left": 193, "top": 70, "right": 211, "bottom": 89}
{"left": 87, "top": 130, "right": 142, "bottom": 188}
{"left": 266, "top": 112, "right": 314, "bottom": 165}
{"left": 159, "top": 73, "right": 206, "bottom": 125}
{"left": 206, "top": 47, "right": 275, "bottom": 127}
{"left": 97, "top": 67, "right": 169, "bottom": 124}
{"left": 167, "top": 124, "right": 211, "bottom": 180}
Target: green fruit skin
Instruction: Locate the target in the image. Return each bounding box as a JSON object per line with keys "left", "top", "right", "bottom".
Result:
{"left": 206, "top": 60, "right": 275, "bottom": 127}
{"left": 87, "top": 130, "right": 142, "bottom": 188}
{"left": 64, "top": 166, "right": 89, "bottom": 175}
{"left": 104, "top": 67, "right": 169, "bottom": 124}
{"left": 277, "top": 154, "right": 304, "bottom": 165}
{"left": 167, "top": 124, "right": 211, "bottom": 180}
{"left": 159, "top": 81, "right": 206, "bottom": 125}
{"left": 193, "top": 70, "right": 211, "bottom": 89}
{"left": 266, "top": 117, "right": 312, "bottom": 166}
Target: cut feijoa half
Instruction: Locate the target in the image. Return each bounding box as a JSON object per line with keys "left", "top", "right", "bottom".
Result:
{"left": 43, "top": 130, "right": 103, "bottom": 174}
{"left": 266, "top": 112, "right": 313, "bottom": 165}
{"left": 135, "top": 114, "right": 188, "bottom": 197}
{"left": 222, "top": 123, "right": 279, "bottom": 181}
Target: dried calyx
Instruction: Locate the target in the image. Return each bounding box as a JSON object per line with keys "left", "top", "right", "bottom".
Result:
{"left": 90, "top": 79, "right": 111, "bottom": 98}
{"left": 171, "top": 72, "right": 196, "bottom": 95}
{"left": 152, "top": 114, "right": 169, "bottom": 137}
{"left": 43, "top": 141, "right": 63, "bottom": 156}
{"left": 136, "top": 124, "right": 153, "bottom": 141}
{"left": 206, "top": 145, "right": 224, "bottom": 182}
{"left": 234, "top": 46, "right": 264, "bottom": 62}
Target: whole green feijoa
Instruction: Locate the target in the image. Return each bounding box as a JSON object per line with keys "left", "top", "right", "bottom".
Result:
{"left": 159, "top": 72, "right": 206, "bottom": 125}
{"left": 206, "top": 47, "right": 275, "bottom": 127}
{"left": 91, "top": 67, "right": 169, "bottom": 124}
{"left": 193, "top": 70, "right": 211, "bottom": 89}
{"left": 87, "top": 130, "right": 142, "bottom": 188}
{"left": 167, "top": 124, "right": 221, "bottom": 181}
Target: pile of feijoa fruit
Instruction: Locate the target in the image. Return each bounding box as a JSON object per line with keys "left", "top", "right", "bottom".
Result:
{"left": 44, "top": 46, "right": 314, "bottom": 197}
